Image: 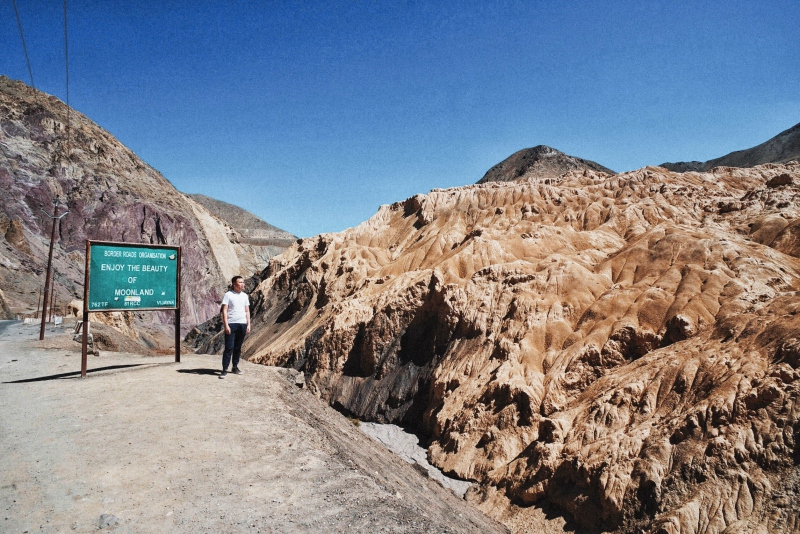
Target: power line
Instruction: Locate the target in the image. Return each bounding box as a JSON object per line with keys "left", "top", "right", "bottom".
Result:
{"left": 12, "top": 0, "right": 35, "bottom": 89}
{"left": 63, "top": 0, "right": 71, "bottom": 163}
{"left": 40, "top": 2, "right": 73, "bottom": 339}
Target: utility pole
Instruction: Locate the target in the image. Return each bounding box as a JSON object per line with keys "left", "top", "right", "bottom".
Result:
{"left": 49, "top": 274, "right": 57, "bottom": 323}
{"left": 35, "top": 286, "right": 42, "bottom": 319}
{"left": 39, "top": 196, "right": 69, "bottom": 340}
{"left": 40, "top": 0, "right": 73, "bottom": 338}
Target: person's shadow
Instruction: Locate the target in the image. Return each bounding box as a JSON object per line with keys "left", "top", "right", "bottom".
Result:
{"left": 176, "top": 368, "right": 222, "bottom": 376}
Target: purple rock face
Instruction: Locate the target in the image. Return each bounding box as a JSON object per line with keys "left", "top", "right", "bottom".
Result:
{"left": 0, "top": 76, "right": 224, "bottom": 328}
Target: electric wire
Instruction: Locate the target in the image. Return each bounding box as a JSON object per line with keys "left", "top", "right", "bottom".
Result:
{"left": 63, "top": 0, "right": 71, "bottom": 165}
{"left": 12, "top": 0, "right": 35, "bottom": 89}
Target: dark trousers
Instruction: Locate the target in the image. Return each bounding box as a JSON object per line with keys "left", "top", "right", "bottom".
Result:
{"left": 222, "top": 323, "right": 247, "bottom": 370}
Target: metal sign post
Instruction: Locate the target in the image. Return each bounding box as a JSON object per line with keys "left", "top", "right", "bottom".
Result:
{"left": 81, "top": 240, "right": 182, "bottom": 378}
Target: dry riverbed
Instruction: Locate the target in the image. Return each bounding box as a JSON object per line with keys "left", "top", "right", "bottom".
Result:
{"left": 0, "top": 321, "right": 507, "bottom": 533}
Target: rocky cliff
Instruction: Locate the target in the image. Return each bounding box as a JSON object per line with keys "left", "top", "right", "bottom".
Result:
{"left": 188, "top": 193, "right": 296, "bottom": 262}
{"left": 0, "top": 77, "right": 285, "bottom": 333}
{"left": 239, "top": 162, "right": 800, "bottom": 533}
{"left": 188, "top": 194, "right": 295, "bottom": 241}
{"left": 478, "top": 145, "right": 615, "bottom": 184}
{"left": 662, "top": 121, "right": 800, "bottom": 172}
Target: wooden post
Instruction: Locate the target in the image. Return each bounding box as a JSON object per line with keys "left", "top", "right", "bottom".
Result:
{"left": 81, "top": 240, "right": 90, "bottom": 378}
{"left": 175, "top": 247, "right": 182, "bottom": 363}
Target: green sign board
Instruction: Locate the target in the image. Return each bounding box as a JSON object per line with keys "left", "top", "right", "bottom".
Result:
{"left": 87, "top": 242, "right": 180, "bottom": 311}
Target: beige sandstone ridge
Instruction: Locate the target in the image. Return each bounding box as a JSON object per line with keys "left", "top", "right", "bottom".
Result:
{"left": 240, "top": 162, "right": 800, "bottom": 533}
{"left": 0, "top": 77, "right": 288, "bottom": 339}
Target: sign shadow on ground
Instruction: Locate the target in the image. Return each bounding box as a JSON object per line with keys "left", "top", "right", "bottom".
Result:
{"left": 3, "top": 364, "right": 147, "bottom": 383}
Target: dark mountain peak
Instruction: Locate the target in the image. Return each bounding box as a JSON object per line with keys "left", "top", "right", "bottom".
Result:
{"left": 478, "top": 145, "right": 615, "bottom": 184}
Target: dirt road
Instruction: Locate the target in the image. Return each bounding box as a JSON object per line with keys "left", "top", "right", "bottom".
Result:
{"left": 0, "top": 321, "right": 507, "bottom": 533}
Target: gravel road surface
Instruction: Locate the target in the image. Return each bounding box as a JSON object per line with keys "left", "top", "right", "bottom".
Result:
{"left": 0, "top": 321, "right": 507, "bottom": 533}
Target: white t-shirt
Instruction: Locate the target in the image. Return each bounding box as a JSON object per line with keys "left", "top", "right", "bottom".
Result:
{"left": 222, "top": 290, "right": 249, "bottom": 324}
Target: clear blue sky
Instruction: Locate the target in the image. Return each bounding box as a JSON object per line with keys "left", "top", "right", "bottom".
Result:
{"left": 2, "top": 1, "right": 799, "bottom": 238}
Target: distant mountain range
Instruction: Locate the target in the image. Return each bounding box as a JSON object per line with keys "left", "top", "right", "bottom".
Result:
{"left": 480, "top": 122, "right": 800, "bottom": 183}
{"left": 661, "top": 121, "right": 800, "bottom": 172}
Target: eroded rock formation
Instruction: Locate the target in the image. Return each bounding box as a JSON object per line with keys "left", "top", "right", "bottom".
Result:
{"left": 242, "top": 162, "right": 800, "bottom": 532}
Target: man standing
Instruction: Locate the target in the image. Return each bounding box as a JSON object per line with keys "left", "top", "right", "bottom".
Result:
{"left": 220, "top": 275, "right": 250, "bottom": 378}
